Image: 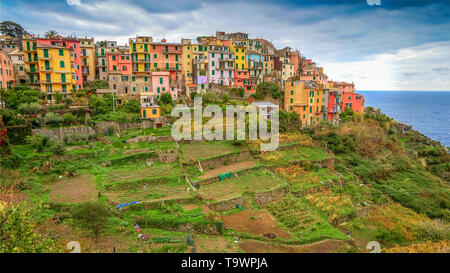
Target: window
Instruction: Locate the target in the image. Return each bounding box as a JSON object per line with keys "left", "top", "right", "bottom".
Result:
{"left": 290, "top": 98, "right": 293, "bottom": 103}
{"left": 132, "top": 77, "right": 135, "bottom": 81}
{"left": 144, "top": 77, "right": 148, "bottom": 82}
{"left": 133, "top": 87, "right": 136, "bottom": 92}
{"left": 43, "top": 49, "right": 49, "bottom": 58}
{"left": 60, "top": 61, "right": 65, "bottom": 68}
{"left": 59, "top": 49, "right": 64, "bottom": 56}
{"left": 157, "top": 87, "right": 160, "bottom": 93}
{"left": 61, "top": 74, "right": 66, "bottom": 83}
{"left": 152, "top": 109, "right": 157, "bottom": 115}
{"left": 212, "top": 61, "right": 215, "bottom": 67}
{"left": 160, "top": 77, "right": 163, "bottom": 84}
{"left": 112, "top": 55, "right": 116, "bottom": 61}
{"left": 291, "top": 90, "right": 293, "bottom": 95}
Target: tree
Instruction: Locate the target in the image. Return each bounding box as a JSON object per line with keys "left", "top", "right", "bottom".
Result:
{"left": 96, "top": 40, "right": 107, "bottom": 47}
{"left": 0, "top": 21, "right": 25, "bottom": 37}
{"left": 0, "top": 202, "right": 62, "bottom": 253}
{"left": 54, "top": 92, "right": 63, "bottom": 104}
{"left": 190, "top": 91, "right": 199, "bottom": 100}
{"left": 44, "top": 30, "right": 58, "bottom": 38}
{"left": 44, "top": 112, "right": 64, "bottom": 126}
{"left": 0, "top": 86, "right": 43, "bottom": 109}
{"left": 73, "top": 202, "right": 109, "bottom": 241}
{"left": 160, "top": 93, "right": 173, "bottom": 105}
{"left": 121, "top": 98, "right": 140, "bottom": 113}
{"left": 62, "top": 113, "right": 76, "bottom": 125}
{"left": 89, "top": 95, "right": 111, "bottom": 115}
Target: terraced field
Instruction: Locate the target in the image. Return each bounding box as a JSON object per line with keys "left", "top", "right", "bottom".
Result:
{"left": 180, "top": 141, "right": 245, "bottom": 162}
{"left": 199, "top": 170, "right": 286, "bottom": 201}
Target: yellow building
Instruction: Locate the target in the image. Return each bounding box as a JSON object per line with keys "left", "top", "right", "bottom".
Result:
{"left": 285, "top": 80, "right": 322, "bottom": 126}
{"left": 141, "top": 104, "right": 160, "bottom": 119}
{"left": 79, "top": 37, "right": 96, "bottom": 82}
{"left": 182, "top": 39, "right": 194, "bottom": 84}
{"left": 37, "top": 44, "right": 77, "bottom": 100}
{"left": 231, "top": 40, "right": 247, "bottom": 70}
{"left": 129, "top": 36, "right": 152, "bottom": 74}
{"left": 22, "top": 34, "right": 40, "bottom": 88}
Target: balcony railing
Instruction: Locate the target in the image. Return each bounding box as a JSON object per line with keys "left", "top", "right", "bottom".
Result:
{"left": 40, "top": 66, "right": 53, "bottom": 71}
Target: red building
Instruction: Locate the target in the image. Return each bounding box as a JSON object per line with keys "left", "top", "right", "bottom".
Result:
{"left": 234, "top": 70, "right": 255, "bottom": 93}
{"left": 341, "top": 92, "right": 364, "bottom": 113}
{"left": 327, "top": 89, "right": 341, "bottom": 121}
{"left": 107, "top": 50, "right": 132, "bottom": 75}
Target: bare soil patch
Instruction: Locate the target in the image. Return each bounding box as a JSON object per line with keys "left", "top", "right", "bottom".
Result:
{"left": 194, "top": 235, "right": 239, "bottom": 253}
{"left": 198, "top": 160, "right": 257, "bottom": 179}
{"left": 221, "top": 210, "right": 291, "bottom": 239}
{"left": 49, "top": 174, "right": 98, "bottom": 203}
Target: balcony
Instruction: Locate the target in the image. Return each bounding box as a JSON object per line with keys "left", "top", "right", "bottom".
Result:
{"left": 81, "top": 51, "right": 90, "bottom": 57}
{"left": 133, "top": 59, "right": 152, "bottom": 63}
{"left": 40, "top": 66, "right": 53, "bottom": 72}
{"left": 25, "top": 68, "right": 39, "bottom": 73}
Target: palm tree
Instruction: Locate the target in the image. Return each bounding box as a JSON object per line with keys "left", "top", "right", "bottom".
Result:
{"left": 44, "top": 30, "right": 58, "bottom": 38}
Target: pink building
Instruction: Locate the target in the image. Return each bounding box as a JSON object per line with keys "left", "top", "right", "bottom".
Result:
{"left": 0, "top": 51, "right": 15, "bottom": 89}
{"left": 152, "top": 71, "right": 178, "bottom": 100}
{"left": 341, "top": 92, "right": 364, "bottom": 113}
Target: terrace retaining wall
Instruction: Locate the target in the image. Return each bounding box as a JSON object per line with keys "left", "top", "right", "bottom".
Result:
{"left": 209, "top": 196, "right": 245, "bottom": 212}
{"left": 32, "top": 126, "right": 96, "bottom": 142}
{"left": 254, "top": 186, "right": 288, "bottom": 206}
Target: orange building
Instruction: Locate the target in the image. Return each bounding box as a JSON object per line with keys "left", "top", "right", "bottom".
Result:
{"left": 341, "top": 92, "right": 364, "bottom": 113}
{"left": 338, "top": 81, "right": 355, "bottom": 93}
{"left": 151, "top": 39, "right": 183, "bottom": 82}
{"left": 107, "top": 50, "right": 132, "bottom": 75}
{"left": 0, "top": 51, "right": 15, "bottom": 89}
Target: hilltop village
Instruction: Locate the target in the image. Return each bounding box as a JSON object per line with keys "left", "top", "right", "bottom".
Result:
{"left": 1, "top": 31, "right": 363, "bottom": 124}
{"left": 1, "top": 28, "right": 449, "bottom": 254}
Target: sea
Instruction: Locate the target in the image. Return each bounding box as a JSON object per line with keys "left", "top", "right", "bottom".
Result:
{"left": 358, "top": 91, "right": 450, "bottom": 147}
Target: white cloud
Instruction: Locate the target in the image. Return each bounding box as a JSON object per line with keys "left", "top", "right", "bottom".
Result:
{"left": 67, "top": 0, "right": 81, "bottom": 6}
{"left": 323, "top": 41, "right": 450, "bottom": 90}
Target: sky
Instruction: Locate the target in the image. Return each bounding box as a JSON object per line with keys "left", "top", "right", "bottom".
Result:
{"left": 1, "top": 0, "right": 450, "bottom": 90}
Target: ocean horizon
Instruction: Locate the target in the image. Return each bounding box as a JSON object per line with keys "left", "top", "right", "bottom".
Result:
{"left": 358, "top": 91, "right": 450, "bottom": 147}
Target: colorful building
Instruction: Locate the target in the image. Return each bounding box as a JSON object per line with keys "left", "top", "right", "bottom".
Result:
{"left": 129, "top": 36, "right": 152, "bottom": 74}
{"left": 96, "top": 40, "right": 117, "bottom": 80}
{"left": 231, "top": 40, "right": 248, "bottom": 71}
{"left": 151, "top": 39, "right": 183, "bottom": 82}
{"left": 152, "top": 71, "right": 178, "bottom": 100}
{"left": 208, "top": 45, "right": 234, "bottom": 86}
{"left": 79, "top": 37, "right": 96, "bottom": 83}
{"left": 182, "top": 39, "right": 194, "bottom": 84}
{"left": 8, "top": 49, "right": 27, "bottom": 85}
{"left": 284, "top": 80, "right": 321, "bottom": 126}
{"left": 36, "top": 43, "right": 77, "bottom": 100}
{"left": 327, "top": 88, "right": 341, "bottom": 122}
{"left": 338, "top": 81, "right": 355, "bottom": 93}
{"left": 0, "top": 51, "right": 15, "bottom": 89}
{"left": 341, "top": 92, "right": 364, "bottom": 113}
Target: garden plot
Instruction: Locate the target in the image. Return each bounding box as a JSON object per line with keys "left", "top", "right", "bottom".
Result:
{"left": 198, "top": 160, "right": 257, "bottom": 179}
{"left": 221, "top": 210, "right": 291, "bottom": 239}
{"left": 180, "top": 141, "right": 245, "bottom": 162}
{"left": 103, "top": 178, "right": 192, "bottom": 204}
{"left": 266, "top": 195, "right": 347, "bottom": 242}
{"left": 49, "top": 173, "right": 98, "bottom": 203}
{"left": 198, "top": 170, "right": 285, "bottom": 201}
{"left": 100, "top": 162, "right": 178, "bottom": 183}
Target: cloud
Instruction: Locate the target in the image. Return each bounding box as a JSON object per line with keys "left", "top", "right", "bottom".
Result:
{"left": 324, "top": 41, "right": 450, "bottom": 90}
{"left": 1, "top": 0, "right": 450, "bottom": 90}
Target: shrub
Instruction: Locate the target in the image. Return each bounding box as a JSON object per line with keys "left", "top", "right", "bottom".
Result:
{"left": 62, "top": 113, "right": 76, "bottom": 125}
{"left": 44, "top": 112, "right": 63, "bottom": 126}
{"left": 51, "top": 142, "right": 66, "bottom": 155}
{"left": 26, "top": 134, "right": 51, "bottom": 152}
{"left": 18, "top": 102, "right": 41, "bottom": 115}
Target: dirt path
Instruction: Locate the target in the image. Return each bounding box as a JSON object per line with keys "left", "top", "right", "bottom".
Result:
{"left": 221, "top": 210, "right": 291, "bottom": 239}
{"left": 198, "top": 160, "right": 257, "bottom": 179}
{"left": 49, "top": 174, "right": 98, "bottom": 203}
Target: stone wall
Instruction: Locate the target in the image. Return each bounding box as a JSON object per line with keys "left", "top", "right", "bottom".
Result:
{"left": 127, "top": 135, "right": 173, "bottom": 143}
{"left": 94, "top": 119, "right": 168, "bottom": 135}
{"left": 200, "top": 151, "right": 251, "bottom": 170}
{"left": 254, "top": 186, "right": 287, "bottom": 206}
{"left": 209, "top": 196, "right": 244, "bottom": 212}
{"left": 32, "top": 126, "right": 96, "bottom": 142}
